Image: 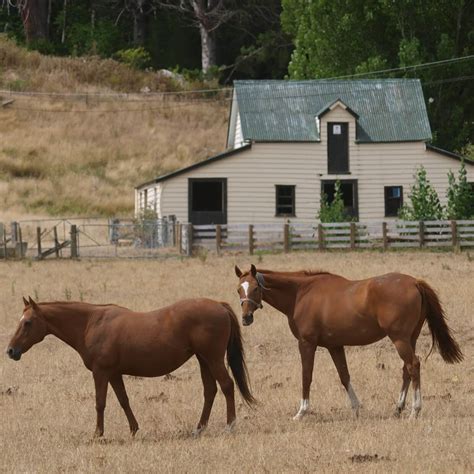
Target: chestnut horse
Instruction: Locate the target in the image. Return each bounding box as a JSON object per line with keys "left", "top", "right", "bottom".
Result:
{"left": 235, "top": 265, "right": 462, "bottom": 420}
{"left": 6, "top": 297, "right": 255, "bottom": 437}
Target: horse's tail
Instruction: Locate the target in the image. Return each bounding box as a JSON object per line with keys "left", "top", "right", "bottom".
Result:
{"left": 221, "top": 302, "right": 256, "bottom": 406}
{"left": 416, "top": 280, "right": 463, "bottom": 363}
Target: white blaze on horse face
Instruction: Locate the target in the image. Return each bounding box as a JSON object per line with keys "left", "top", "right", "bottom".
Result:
{"left": 19, "top": 313, "right": 25, "bottom": 322}
{"left": 293, "top": 399, "right": 309, "bottom": 420}
{"left": 241, "top": 281, "right": 250, "bottom": 297}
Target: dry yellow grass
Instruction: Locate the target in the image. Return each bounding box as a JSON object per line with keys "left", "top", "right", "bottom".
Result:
{"left": 1, "top": 251, "right": 473, "bottom": 472}
{"left": 0, "top": 36, "right": 229, "bottom": 218}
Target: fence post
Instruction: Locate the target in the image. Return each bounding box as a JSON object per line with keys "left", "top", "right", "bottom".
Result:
{"left": 3, "top": 225, "right": 7, "bottom": 260}
{"left": 53, "top": 227, "right": 60, "bottom": 258}
{"left": 10, "top": 222, "right": 18, "bottom": 244}
{"left": 382, "top": 222, "right": 388, "bottom": 251}
{"left": 283, "top": 222, "right": 290, "bottom": 253}
{"left": 318, "top": 223, "right": 324, "bottom": 250}
{"left": 248, "top": 225, "right": 254, "bottom": 255}
{"left": 350, "top": 222, "right": 356, "bottom": 250}
{"left": 451, "top": 220, "right": 458, "bottom": 250}
{"left": 419, "top": 221, "right": 425, "bottom": 248}
{"left": 36, "top": 227, "right": 42, "bottom": 259}
{"left": 70, "top": 225, "right": 78, "bottom": 259}
{"left": 187, "top": 223, "right": 193, "bottom": 257}
{"left": 18, "top": 224, "right": 24, "bottom": 259}
{"left": 216, "top": 224, "right": 222, "bottom": 255}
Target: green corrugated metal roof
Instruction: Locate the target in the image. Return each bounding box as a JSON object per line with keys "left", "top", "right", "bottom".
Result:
{"left": 234, "top": 79, "right": 432, "bottom": 143}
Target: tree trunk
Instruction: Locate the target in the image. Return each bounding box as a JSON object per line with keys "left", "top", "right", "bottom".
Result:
{"left": 20, "top": 0, "right": 49, "bottom": 43}
{"left": 199, "top": 23, "right": 216, "bottom": 73}
{"left": 133, "top": 2, "right": 147, "bottom": 47}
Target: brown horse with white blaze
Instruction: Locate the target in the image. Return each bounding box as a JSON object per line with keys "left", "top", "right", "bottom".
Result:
{"left": 235, "top": 265, "right": 462, "bottom": 420}
{"left": 6, "top": 297, "right": 255, "bottom": 437}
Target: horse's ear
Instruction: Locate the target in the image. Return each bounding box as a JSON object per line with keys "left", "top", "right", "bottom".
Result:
{"left": 234, "top": 265, "right": 243, "bottom": 278}
{"left": 22, "top": 296, "right": 29, "bottom": 307}
{"left": 28, "top": 296, "right": 39, "bottom": 311}
{"left": 250, "top": 264, "right": 257, "bottom": 277}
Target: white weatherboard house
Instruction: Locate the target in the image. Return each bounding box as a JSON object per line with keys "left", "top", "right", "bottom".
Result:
{"left": 136, "top": 80, "right": 474, "bottom": 224}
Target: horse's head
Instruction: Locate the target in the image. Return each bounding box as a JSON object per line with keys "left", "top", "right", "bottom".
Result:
{"left": 234, "top": 264, "right": 265, "bottom": 326}
{"left": 6, "top": 297, "right": 47, "bottom": 361}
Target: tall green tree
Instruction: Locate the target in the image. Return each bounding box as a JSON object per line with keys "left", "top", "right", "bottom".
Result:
{"left": 446, "top": 160, "right": 474, "bottom": 219}
{"left": 281, "top": 0, "right": 474, "bottom": 153}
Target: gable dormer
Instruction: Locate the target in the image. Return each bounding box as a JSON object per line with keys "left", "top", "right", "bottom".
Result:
{"left": 316, "top": 99, "right": 358, "bottom": 174}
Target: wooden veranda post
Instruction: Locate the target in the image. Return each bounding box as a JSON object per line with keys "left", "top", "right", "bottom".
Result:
{"left": 36, "top": 227, "right": 42, "bottom": 259}
{"left": 350, "top": 222, "right": 356, "bottom": 249}
{"left": 382, "top": 222, "right": 388, "bottom": 250}
{"left": 216, "top": 225, "right": 222, "bottom": 255}
{"left": 283, "top": 222, "right": 290, "bottom": 253}
{"left": 451, "top": 220, "right": 458, "bottom": 249}
{"left": 248, "top": 225, "right": 254, "bottom": 255}
{"left": 70, "top": 225, "right": 78, "bottom": 258}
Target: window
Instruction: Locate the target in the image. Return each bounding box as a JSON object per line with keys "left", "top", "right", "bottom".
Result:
{"left": 321, "top": 180, "right": 358, "bottom": 219}
{"left": 275, "top": 185, "right": 295, "bottom": 217}
{"left": 384, "top": 186, "right": 403, "bottom": 217}
{"left": 327, "top": 122, "right": 349, "bottom": 174}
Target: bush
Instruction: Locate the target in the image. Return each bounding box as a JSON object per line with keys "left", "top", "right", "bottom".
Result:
{"left": 398, "top": 166, "right": 444, "bottom": 220}
{"left": 446, "top": 159, "right": 474, "bottom": 219}
{"left": 318, "top": 180, "right": 349, "bottom": 222}
{"left": 114, "top": 47, "right": 151, "bottom": 70}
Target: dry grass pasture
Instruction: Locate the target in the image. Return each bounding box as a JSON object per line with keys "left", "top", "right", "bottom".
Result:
{"left": 0, "top": 36, "right": 228, "bottom": 218}
{"left": 1, "top": 251, "right": 473, "bottom": 473}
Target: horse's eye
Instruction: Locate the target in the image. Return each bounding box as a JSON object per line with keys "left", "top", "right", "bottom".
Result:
{"left": 24, "top": 320, "right": 32, "bottom": 327}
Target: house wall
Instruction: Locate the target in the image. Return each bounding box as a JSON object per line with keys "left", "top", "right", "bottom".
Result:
{"left": 137, "top": 105, "right": 474, "bottom": 223}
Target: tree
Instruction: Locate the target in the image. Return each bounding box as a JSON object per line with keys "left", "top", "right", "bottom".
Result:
{"left": 398, "top": 166, "right": 444, "bottom": 221}
{"left": 18, "top": 0, "right": 50, "bottom": 44}
{"left": 281, "top": 0, "right": 474, "bottom": 153}
{"left": 446, "top": 160, "right": 474, "bottom": 219}
{"left": 318, "top": 180, "right": 349, "bottom": 223}
{"left": 156, "top": 0, "right": 239, "bottom": 73}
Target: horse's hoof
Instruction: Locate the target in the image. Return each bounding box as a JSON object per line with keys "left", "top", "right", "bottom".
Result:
{"left": 191, "top": 426, "right": 205, "bottom": 438}
{"left": 225, "top": 420, "right": 236, "bottom": 433}
{"left": 409, "top": 411, "right": 420, "bottom": 420}
{"left": 293, "top": 413, "right": 305, "bottom": 421}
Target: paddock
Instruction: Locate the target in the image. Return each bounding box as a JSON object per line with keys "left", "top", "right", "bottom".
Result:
{"left": 1, "top": 251, "right": 473, "bottom": 472}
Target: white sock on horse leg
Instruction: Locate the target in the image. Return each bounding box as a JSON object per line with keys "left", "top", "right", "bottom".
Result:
{"left": 347, "top": 383, "right": 360, "bottom": 414}
{"left": 293, "top": 399, "right": 309, "bottom": 420}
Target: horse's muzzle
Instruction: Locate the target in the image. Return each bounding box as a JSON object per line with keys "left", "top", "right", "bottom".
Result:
{"left": 242, "top": 314, "right": 254, "bottom": 326}
{"left": 6, "top": 347, "right": 21, "bottom": 361}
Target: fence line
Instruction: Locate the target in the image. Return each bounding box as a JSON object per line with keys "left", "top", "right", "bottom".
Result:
{"left": 1, "top": 218, "right": 473, "bottom": 259}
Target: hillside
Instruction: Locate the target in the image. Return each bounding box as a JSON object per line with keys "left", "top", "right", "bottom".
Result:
{"left": 0, "top": 37, "right": 229, "bottom": 218}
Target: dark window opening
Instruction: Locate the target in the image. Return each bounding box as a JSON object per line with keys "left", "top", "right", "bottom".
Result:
{"left": 328, "top": 122, "right": 349, "bottom": 174}
{"left": 276, "top": 185, "right": 295, "bottom": 216}
{"left": 384, "top": 186, "right": 403, "bottom": 217}
{"left": 321, "top": 180, "right": 358, "bottom": 219}
{"left": 191, "top": 181, "right": 224, "bottom": 212}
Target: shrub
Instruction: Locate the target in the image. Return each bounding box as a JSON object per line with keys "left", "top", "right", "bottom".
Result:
{"left": 318, "top": 180, "right": 349, "bottom": 222}
{"left": 398, "top": 166, "right": 444, "bottom": 220}
{"left": 114, "top": 47, "right": 151, "bottom": 70}
{"left": 446, "top": 159, "right": 474, "bottom": 219}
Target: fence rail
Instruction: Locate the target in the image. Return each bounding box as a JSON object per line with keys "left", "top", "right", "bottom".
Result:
{"left": 1, "top": 218, "right": 473, "bottom": 259}
{"left": 192, "top": 220, "right": 474, "bottom": 254}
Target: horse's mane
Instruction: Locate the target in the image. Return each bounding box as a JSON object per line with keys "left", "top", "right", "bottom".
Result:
{"left": 246, "top": 269, "right": 332, "bottom": 277}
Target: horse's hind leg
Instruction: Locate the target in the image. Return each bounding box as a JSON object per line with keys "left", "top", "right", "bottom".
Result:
{"left": 328, "top": 346, "right": 360, "bottom": 417}
{"left": 110, "top": 374, "right": 139, "bottom": 436}
{"left": 193, "top": 356, "right": 218, "bottom": 436}
{"left": 92, "top": 370, "right": 109, "bottom": 437}
{"left": 294, "top": 339, "right": 317, "bottom": 420}
{"left": 207, "top": 360, "right": 236, "bottom": 431}
{"left": 395, "top": 364, "right": 411, "bottom": 417}
{"left": 392, "top": 339, "right": 421, "bottom": 419}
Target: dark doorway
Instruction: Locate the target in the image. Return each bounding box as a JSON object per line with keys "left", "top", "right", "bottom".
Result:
{"left": 188, "top": 178, "right": 227, "bottom": 225}
{"left": 321, "top": 180, "right": 358, "bottom": 219}
{"left": 328, "top": 122, "right": 349, "bottom": 174}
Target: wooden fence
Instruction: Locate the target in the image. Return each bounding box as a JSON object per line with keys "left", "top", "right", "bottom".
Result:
{"left": 191, "top": 220, "right": 474, "bottom": 254}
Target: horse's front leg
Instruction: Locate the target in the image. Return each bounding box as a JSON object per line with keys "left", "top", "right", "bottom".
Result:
{"left": 110, "top": 374, "right": 139, "bottom": 436}
{"left": 294, "top": 338, "right": 317, "bottom": 420}
{"left": 93, "top": 370, "right": 109, "bottom": 437}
